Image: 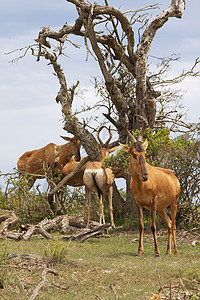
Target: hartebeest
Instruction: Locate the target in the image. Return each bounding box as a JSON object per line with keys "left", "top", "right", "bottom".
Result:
{"left": 17, "top": 136, "right": 81, "bottom": 204}
{"left": 120, "top": 116, "right": 180, "bottom": 257}
{"left": 83, "top": 127, "right": 119, "bottom": 228}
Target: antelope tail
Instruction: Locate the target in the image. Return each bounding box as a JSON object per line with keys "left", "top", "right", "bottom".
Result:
{"left": 92, "top": 173, "right": 103, "bottom": 199}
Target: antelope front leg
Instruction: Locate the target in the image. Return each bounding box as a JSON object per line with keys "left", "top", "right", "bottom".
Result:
{"left": 136, "top": 203, "right": 144, "bottom": 256}
{"left": 151, "top": 195, "right": 160, "bottom": 257}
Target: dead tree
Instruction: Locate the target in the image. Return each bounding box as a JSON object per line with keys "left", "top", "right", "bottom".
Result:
{"left": 12, "top": 0, "right": 186, "bottom": 150}
{"left": 8, "top": 0, "right": 191, "bottom": 217}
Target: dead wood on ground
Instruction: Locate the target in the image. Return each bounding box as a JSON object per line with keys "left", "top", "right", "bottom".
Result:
{"left": 29, "top": 268, "right": 58, "bottom": 300}
{"left": 0, "top": 212, "right": 109, "bottom": 242}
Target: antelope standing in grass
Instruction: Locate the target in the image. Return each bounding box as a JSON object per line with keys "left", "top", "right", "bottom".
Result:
{"left": 83, "top": 127, "right": 119, "bottom": 229}
{"left": 120, "top": 116, "right": 180, "bottom": 257}
{"left": 17, "top": 136, "right": 81, "bottom": 207}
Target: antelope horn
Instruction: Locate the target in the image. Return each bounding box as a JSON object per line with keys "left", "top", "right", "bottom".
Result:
{"left": 125, "top": 114, "right": 136, "bottom": 144}
{"left": 97, "top": 126, "right": 106, "bottom": 147}
{"left": 135, "top": 115, "right": 148, "bottom": 142}
{"left": 104, "top": 126, "right": 112, "bottom": 148}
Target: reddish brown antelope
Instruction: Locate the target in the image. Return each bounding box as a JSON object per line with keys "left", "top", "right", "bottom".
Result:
{"left": 83, "top": 126, "right": 119, "bottom": 228}
{"left": 120, "top": 117, "right": 180, "bottom": 257}
{"left": 17, "top": 136, "right": 81, "bottom": 207}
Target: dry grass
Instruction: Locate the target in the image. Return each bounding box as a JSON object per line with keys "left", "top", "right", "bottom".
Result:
{"left": 0, "top": 230, "right": 199, "bottom": 299}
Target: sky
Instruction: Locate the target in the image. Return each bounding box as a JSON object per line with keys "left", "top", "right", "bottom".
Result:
{"left": 0, "top": 0, "right": 200, "bottom": 189}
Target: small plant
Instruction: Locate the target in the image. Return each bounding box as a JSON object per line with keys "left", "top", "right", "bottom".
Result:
{"left": 0, "top": 244, "right": 9, "bottom": 266}
{"left": 182, "top": 268, "right": 200, "bottom": 283}
{"left": 44, "top": 234, "right": 68, "bottom": 264}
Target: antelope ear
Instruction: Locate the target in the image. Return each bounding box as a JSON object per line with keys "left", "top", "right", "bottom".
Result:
{"left": 142, "top": 139, "right": 148, "bottom": 150}
{"left": 60, "top": 136, "right": 72, "bottom": 141}
{"left": 108, "top": 146, "right": 120, "bottom": 153}
{"left": 119, "top": 143, "right": 131, "bottom": 153}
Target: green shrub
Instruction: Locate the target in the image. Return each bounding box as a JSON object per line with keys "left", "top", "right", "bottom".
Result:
{"left": 44, "top": 234, "right": 68, "bottom": 264}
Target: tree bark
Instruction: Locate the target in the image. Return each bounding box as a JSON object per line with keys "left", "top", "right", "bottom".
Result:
{"left": 135, "top": 0, "right": 185, "bottom": 129}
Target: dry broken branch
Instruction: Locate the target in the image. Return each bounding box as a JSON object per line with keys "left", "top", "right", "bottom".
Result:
{"left": 61, "top": 223, "right": 110, "bottom": 242}
{"left": 8, "top": 254, "right": 43, "bottom": 261}
{"left": 48, "top": 156, "right": 89, "bottom": 210}
{"left": 29, "top": 268, "right": 58, "bottom": 300}
{"left": 2, "top": 213, "right": 106, "bottom": 242}
{"left": 154, "top": 268, "right": 199, "bottom": 299}
{"left": 0, "top": 212, "right": 19, "bottom": 236}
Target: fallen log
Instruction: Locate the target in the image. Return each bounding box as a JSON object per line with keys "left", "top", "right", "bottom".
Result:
{"left": 0, "top": 212, "right": 14, "bottom": 223}
{"left": 34, "top": 225, "right": 54, "bottom": 240}
{"left": 38, "top": 216, "right": 64, "bottom": 231}
{"left": 61, "top": 223, "right": 111, "bottom": 242}
{"left": 59, "top": 215, "right": 69, "bottom": 234}
{"left": 6, "top": 231, "right": 22, "bottom": 240}
{"left": 8, "top": 254, "right": 43, "bottom": 261}
{"left": 68, "top": 216, "right": 99, "bottom": 229}
{"left": 68, "top": 216, "right": 86, "bottom": 228}
{"left": 22, "top": 225, "right": 36, "bottom": 241}
{"left": 3, "top": 214, "right": 107, "bottom": 241}
{"left": 0, "top": 212, "right": 19, "bottom": 235}
{"left": 20, "top": 217, "right": 64, "bottom": 240}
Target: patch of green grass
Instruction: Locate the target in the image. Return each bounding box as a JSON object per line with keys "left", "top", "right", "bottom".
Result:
{"left": 0, "top": 231, "right": 199, "bottom": 299}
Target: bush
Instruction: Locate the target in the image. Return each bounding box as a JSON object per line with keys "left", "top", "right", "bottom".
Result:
{"left": 44, "top": 234, "right": 68, "bottom": 264}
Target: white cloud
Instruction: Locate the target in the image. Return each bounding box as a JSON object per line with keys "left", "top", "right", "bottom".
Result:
{"left": 179, "top": 77, "right": 200, "bottom": 123}
{"left": 0, "top": 105, "right": 63, "bottom": 171}
{"left": 181, "top": 38, "right": 200, "bottom": 54}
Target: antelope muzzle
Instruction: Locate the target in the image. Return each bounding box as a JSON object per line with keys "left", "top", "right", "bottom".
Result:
{"left": 139, "top": 155, "right": 149, "bottom": 181}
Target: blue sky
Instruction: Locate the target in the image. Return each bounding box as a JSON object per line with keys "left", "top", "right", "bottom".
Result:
{"left": 0, "top": 0, "right": 199, "bottom": 188}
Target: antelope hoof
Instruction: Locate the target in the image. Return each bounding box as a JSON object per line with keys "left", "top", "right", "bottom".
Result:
{"left": 155, "top": 252, "right": 160, "bottom": 258}
{"left": 135, "top": 250, "right": 143, "bottom": 257}
{"left": 174, "top": 248, "right": 178, "bottom": 255}
{"left": 165, "top": 250, "right": 171, "bottom": 255}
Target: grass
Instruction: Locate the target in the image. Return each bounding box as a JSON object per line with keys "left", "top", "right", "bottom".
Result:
{"left": 0, "top": 230, "right": 199, "bottom": 299}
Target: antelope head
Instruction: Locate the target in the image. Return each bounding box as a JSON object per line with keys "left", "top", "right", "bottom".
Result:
{"left": 97, "top": 126, "right": 119, "bottom": 160}
{"left": 60, "top": 135, "right": 81, "bottom": 161}
{"left": 120, "top": 115, "right": 149, "bottom": 182}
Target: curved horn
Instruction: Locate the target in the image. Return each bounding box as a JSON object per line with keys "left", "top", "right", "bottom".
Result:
{"left": 135, "top": 115, "right": 148, "bottom": 142}
{"left": 97, "top": 126, "right": 106, "bottom": 147}
{"left": 104, "top": 126, "right": 112, "bottom": 148}
{"left": 125, "top": 115, "right": 136, "bottom": 144}
{"left": 97, "top": 126, "right": 112, "bottom": 148}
